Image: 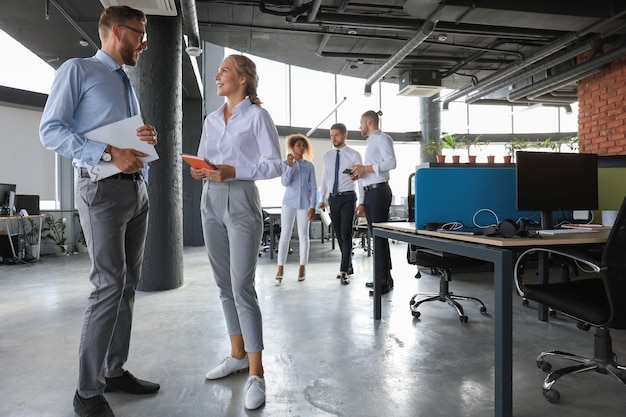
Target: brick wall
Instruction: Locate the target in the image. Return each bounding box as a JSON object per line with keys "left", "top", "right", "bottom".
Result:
{"left": 578, "top": 55, "right": 626, "bottom": 155}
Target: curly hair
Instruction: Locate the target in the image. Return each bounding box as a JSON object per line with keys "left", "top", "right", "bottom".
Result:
{"left": 285, "top": 134, "right": 313, "bottom": 161}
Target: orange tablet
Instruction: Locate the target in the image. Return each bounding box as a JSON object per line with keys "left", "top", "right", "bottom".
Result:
{"left": 180, "top": 153, "right": 217, "bottom": 170}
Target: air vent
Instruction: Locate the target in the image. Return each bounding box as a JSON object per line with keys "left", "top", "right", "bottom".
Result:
{"left": 397, "top": 69, "right": 444, "bottom": 97}
{"left": 99, "top": 0, "right": 177, "bottom": 16}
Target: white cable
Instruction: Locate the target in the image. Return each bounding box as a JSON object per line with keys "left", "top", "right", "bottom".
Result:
{"left": 472, "top": 208, "right": 499, "bottom": 228}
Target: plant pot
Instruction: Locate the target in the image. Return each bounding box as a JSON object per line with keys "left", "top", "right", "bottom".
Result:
{"left": 503, "top": 155, "right": 512, "bottom": 163}
{"left": 436, "top": 154, "right": 446, "bottom": 163}
{"left": 28, "top": 244, "right": 40, "bottom": 260}
{"left": 451, "top": 155, "right": 461, "bottom": 164}
{"left": 468, "top": 155, "right": 477, "bottom": 163}
{"left": 486, "top": 155, "right": 495, "bottom": 164}
{"left": 56, "top": 244, "right": 69, "bottom": 256}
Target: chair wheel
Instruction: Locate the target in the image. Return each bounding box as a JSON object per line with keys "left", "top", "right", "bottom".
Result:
{"left": 411, "top": 310, "right": 421, "bottom": 318}
{"left": 522, "top": 299, "right": 529, "bottom": 307}
{"left": 459, "top": 315, "right": 468, "bottom": 323}
{"left": 537, "top": 360, "right": 552, "bottom": 373}
{"left": 480, "top": 306, "right": 487, "bottom": 314}
{"left": 415, "top": 271, "right": 421, "bottom": 279}
{"left": 409, "top": 299, "right": 415, "bottom": 306}
{"left": 543, "top": 388, "right": 560, "bottom": 404}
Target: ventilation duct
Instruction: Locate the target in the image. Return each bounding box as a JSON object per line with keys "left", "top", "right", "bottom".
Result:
{"left": 99, "top": 0, "right": 177, "bottom": 16}
{"left": 397, "top": 69, "right": 444, "bottom": 97}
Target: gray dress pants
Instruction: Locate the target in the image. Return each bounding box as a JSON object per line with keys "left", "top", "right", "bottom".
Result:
{"left": 75, "top": 176, "right": 149, "bottom": 398}
{"left": 200, "top": 180, "right": 264, "bottom": 352}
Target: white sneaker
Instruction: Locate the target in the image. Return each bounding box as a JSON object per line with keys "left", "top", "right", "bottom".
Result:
{"left": 244, "top": 376, "right": 266, "bottom": 410}
{"left": 205, "top": 355, "right": 249, "bottom": 380}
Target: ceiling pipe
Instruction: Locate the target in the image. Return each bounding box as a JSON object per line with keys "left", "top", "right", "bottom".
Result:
{"left": 464, "top": 21, "right": 626, "bottom": 103}
{"left": 438, "top": 7, "right": 626, "bottom": 105}
{"left": 363, "top": 20, "right": 436, "bottom": 95}
{"left": 464, "top": 36, "right": 602, "bottom": 103}
{"left": 181, "top": 0, "right": 202, "bottom": 56}
{"left": 507, "top": 42, "right": 626, "bottom": 101}
{"left": 307, "top": 0, "right": 323, "bottom": 22}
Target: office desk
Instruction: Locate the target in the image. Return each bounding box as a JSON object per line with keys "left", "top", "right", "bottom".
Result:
{"left": 0, "top": 215, "right": 44, "bottom": 261}
{"left": 371, "top": 222, "right": 609, "bottom": 417}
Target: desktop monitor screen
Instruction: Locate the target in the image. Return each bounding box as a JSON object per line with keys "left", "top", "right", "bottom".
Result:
{"left": 515, "top": 151, "right": 598, "bottom": 229}
{"left": 0, "top": 183, "right": 17, "bottom": 215}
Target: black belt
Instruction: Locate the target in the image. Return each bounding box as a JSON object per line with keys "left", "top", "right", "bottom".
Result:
{"left": 363, "top": 181, "right": 388, "bottom": 192}
{"left": 330, "top": 190, "right": 355, "bottom": 197}
{"left": 78, "top": 168, "right": 142, "bottom": 181}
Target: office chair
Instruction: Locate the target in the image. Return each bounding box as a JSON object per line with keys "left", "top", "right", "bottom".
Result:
{"left": 258, "top": 210, "right": 280, "bottom": 257}
{"left": 352, "top": 215, "right": 370, "bottom": 256}
{"left": 408, "top": 247, "right": 488, "bottom": 323}
{"left": 406, "top": 173, "right": 487, "bottom": 323}
{"left": 514, "top": 195, "right": 626, "bottom": 404}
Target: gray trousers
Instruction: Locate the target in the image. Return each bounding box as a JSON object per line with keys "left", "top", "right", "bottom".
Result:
{"left": 75, "top": 176, "right": 149, "bottom": 398}
{"left": 200, "top": 180, "right": 264, "bottom": 353}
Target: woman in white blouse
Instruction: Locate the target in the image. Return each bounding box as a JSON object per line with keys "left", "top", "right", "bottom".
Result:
{"left": 189, "top": 54, "right": 282, "bottom": 410}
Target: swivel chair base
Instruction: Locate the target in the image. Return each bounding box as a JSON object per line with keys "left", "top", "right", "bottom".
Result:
{"left": 409, "top": 267, "right": 487, "bottom": 323}
{"left": 537, "top": 327, "right": 626, "bottom": 404}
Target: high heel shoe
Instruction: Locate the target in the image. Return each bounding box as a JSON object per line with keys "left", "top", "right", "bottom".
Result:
{"left": 275, "top": 275, "right": 283, "bottom": 283}
{"left": 298, "top": 267, "right": 306, "bottom": 281}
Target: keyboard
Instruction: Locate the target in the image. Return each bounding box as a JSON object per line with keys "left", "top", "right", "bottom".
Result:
{"left": 537, "top": 228, "right": 599, "bottom": 236}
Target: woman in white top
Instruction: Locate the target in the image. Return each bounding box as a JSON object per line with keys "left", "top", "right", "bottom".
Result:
{"left": 189, "top": 54, "right": 282, "bottom": 410}
{"left": 275, "top": 134, "right": 317, "bottom": 282}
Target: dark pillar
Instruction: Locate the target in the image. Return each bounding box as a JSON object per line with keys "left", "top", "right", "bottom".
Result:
{"left": 130, "top": 15, "right": 183, "bottom": 291}
{"left": 419, "top": 93, "right": 442, "bottom": 163}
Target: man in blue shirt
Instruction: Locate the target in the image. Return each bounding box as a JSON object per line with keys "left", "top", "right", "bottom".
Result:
{"left": 40, "top": 6, "right": 159, "bottom": 417}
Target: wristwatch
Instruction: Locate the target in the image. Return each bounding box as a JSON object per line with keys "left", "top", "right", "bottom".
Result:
{"left": 101, "top": 144, "right": 112, "bottom": 162}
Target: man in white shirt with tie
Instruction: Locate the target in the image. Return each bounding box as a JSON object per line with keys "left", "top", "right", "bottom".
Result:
{"left": 318, "top": 123, "right": 362, "bottom": 285}
{"left": 352, "top": 110, "right": 397, "bottom": 294}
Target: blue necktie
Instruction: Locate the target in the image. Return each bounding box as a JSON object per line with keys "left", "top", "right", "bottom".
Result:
{"left": 117, "top": 68, "right": 136, "bottom": 117}
{"left": 332, "top": 150, "right": 340, "bottom": 195}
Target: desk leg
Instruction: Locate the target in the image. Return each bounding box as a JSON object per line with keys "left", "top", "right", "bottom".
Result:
{"left": 537, "top": 253, "right": 550, "bottom": 321}
{"left": 494, "top": 251, "right": 513, "bottom": 417}
{"left": 373, "top": 234, "right": 382, "bottom": 320}
{"left": 270, "top": 217, "right": 275, "bottom": 260}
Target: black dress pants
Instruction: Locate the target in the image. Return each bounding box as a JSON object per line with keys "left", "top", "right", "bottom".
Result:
{"left": 363, "top": 183, "right": 393, "bottom": 281}
{"left": 328, "top": 193, "right": 356, "bottom": 272}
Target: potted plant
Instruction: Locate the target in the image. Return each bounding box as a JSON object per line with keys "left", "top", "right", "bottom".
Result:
{"left": 464, "top": 135, "right": 484, "bottom": 163}
{"left": 558, "top": 136, "right": 578, "bottom": 152}
{"left": 43, "top": 213, "right": 67, "bottom": 255}
{"left": 441, "top": 133, "right": 462, "bottom": 163}
{"left": 18, "top": 216, "right": 41, "bottom": 260}
{"left": 535, "top": 137, "right": 559, "bottom": 152}
{"left": 424, "top": 137, "right": 446, "bottom": 163}
{"left": 504, "top": 137, "right": 528, "bottom": 163}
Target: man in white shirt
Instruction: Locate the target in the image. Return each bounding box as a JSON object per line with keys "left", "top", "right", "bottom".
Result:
{"left": 318, "top": 123, "right": 362, "bottom": 285}
{"left": 352, "top": 111, "right": 397, "bottom": 294}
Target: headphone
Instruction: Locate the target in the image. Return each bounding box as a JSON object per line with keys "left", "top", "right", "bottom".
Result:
{"left": 483, "top": 218, "right": 532, "bottom": 238}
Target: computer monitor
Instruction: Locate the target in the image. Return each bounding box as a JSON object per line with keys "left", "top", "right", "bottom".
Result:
{"left": 515, "top": 151, "right": 598, "bottom": 229}
{"left": 0, "top": 183, "right": 17, "bottom": 216}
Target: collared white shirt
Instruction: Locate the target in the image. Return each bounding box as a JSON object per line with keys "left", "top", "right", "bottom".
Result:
{"left": 197, "top": 98, "right": 282, "bottom": 181}
{"left": 361, "top": 129, "right": 396, "bottom": 188}
{"left": 319, "top": 145, "right": 363, "bottom": 204}
{"left": 281, "top": 158, "right": 317, "bottom": 209}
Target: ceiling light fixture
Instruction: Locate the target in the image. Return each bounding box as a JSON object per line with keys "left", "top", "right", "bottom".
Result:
{"left": 437, "top": 34, "right": 448, "bottom": 42}
{"left": 79, "top": 39, "right": 89, "bottom": 47}
{"left": 347, "top": 28, "right": 358, "bottom": 35}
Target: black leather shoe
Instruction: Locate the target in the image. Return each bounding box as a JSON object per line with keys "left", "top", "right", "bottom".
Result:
{"left": 340, "top": 273, "right": 350, "bottom": 285}
{"left": 365, "top": 281, "right": 373, "bottom": 288}
{"left": 73, "top": 391, "right": 114, "bottom": 417}
{"left": 368, "top": 280, "right": 393, "bottom": 296}
{"left": 105, "top": 371, "right": 160, "bottom": 395}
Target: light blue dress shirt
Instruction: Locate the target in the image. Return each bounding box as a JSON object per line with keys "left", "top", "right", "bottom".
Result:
{"left": 39, "top": 50, "right": 145, "bottom": 176}
{"left": 281, "top": 159, "right": 317, "bottom": 209}
{"left": 361, "top": 129, "right": 397, "bottom": 188}
{"left": 197, "top": 98, "right": 282, "bottom": 181}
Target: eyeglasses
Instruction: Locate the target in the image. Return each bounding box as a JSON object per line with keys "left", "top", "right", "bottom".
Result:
{"left": 117, "top": 24, "right": 147, "bottom": 43}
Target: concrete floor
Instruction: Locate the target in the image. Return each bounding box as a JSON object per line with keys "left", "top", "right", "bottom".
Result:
{"left": 1, "top": 238, "right": 626, "bottom": 417}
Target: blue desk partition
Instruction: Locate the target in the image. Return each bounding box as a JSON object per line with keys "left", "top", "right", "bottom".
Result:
{"left": 414, "top": 167, "right": 537, "bottom": 229}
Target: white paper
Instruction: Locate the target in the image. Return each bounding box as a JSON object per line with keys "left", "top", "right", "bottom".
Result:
{"left": 83, "top": 115, "right": 159, "bottom": 181}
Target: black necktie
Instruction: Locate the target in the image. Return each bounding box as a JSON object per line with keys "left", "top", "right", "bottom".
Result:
{"left": 332, "top": 150, "right": 340, "bottom": 195}
{"left": 117, "top": 68, "right": 135, "bottom": 116}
